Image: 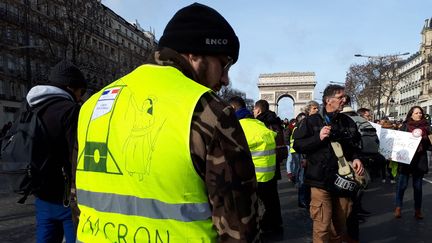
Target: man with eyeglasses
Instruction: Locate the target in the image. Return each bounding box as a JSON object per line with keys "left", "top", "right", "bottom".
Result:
{"left": 75, "top": 3, "right": 260, "bottom": 242}
{"left": 293, "top": 84, "right": 364, "bottom": 243}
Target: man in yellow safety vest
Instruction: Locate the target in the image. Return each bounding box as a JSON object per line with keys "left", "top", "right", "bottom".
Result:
{"left": 75, "top": 3, "right": 259, "bottom": 243}
{"left": 228, "top": 96, "right": 279, "bottom": 239}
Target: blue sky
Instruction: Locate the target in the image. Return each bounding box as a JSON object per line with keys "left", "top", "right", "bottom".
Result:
{"left": 103, "top": 0, "right": 432, "bottom": 119}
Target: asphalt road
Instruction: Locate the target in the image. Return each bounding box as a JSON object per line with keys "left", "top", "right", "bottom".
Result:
{"left": 0, "top": 173, "right": 431, "bottom": 242}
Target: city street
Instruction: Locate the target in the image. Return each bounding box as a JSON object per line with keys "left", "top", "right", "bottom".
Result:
{"left": 1, "top": 172, "right": 432, "bottom": 242}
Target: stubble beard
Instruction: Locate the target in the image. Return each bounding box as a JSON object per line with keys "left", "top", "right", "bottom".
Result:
{"left": 196, "top": 58, "right": 209, "bottom": 89}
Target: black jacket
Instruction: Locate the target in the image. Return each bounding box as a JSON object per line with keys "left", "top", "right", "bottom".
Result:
{"left": 293, "top": 111, "right": 361, "bottom": 191}
{"left": 26, "top": 85, "right": 81, "bottom": 203}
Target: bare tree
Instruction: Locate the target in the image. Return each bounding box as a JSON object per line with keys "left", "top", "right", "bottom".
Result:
{"left": 345, "top": 56, "right": 404, "bottom": 116}
{"left": 218, "top": 83, "right": 255, "bottom": 109}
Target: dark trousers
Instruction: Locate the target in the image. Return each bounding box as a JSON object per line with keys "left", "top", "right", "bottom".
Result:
{"left": 396, "top": 172, "right": 423, "bottom": 209}
{"left": 257, "top": 178, "right": 283, "bottom": 231}
{"left": 346, "top": 192, "right": 362, "bottom": 241}
{"left": 298, "top": 166, "right": 311, "bottom": 207}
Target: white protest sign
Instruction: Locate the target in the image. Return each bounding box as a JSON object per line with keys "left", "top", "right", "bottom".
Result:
{"left": 379, "top": 128, "right": 421, "bottom": 164}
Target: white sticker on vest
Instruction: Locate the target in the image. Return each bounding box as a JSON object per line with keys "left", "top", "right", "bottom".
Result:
{"left": 91, "top": 88, "right": 121, "bottom": 120}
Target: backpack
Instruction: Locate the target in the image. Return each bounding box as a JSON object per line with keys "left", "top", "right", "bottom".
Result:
{"left": 0, "top": 98, "right": 60, "bottom": 203}
{"left": 348, "top": 115, "right": 380, "bottom": 154}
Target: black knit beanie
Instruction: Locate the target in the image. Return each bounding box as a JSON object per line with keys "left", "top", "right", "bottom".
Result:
{"left": 158, "top": 3, "right": 240, "bottom": 63}
{"left": 48, "top": 60, "right": 87, "bottom": 89}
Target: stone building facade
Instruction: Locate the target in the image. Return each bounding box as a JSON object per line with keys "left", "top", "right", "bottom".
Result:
{"left": 0, "top": 0, "right": 156, "bottom": 125}
{"left": 396, "top": 18, "right": 432, "bottom": 120}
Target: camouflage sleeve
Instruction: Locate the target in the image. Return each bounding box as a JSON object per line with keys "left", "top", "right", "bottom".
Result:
{"left": 190, "top": 92, "right": 260, "bottom": 243}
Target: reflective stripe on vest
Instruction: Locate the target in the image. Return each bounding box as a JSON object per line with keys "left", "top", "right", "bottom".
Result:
{"left": 77, "top": 189, "right": 211, "bottom": 222}
{"left": 239, "top": 118, "right": 277, "bottom": 182}
{"left": 250, "top": 149, "right": 276, "bottom": 157}
{"left": 76, "top": 65, "right": 217, "bottom": 242}
{"left": 254, "top": 165, "right": 276, "bottom": 173}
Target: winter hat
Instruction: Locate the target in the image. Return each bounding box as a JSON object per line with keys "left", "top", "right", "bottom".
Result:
{"left": 48, "top": 60, "right": 87, "bottom": 89}
{"left": 158, "top": 3, "right": 240, "bottom": 63}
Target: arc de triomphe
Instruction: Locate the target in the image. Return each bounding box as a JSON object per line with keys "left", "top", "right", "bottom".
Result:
{"left": 257, "top": 72, "right": 316, "bottom": 116}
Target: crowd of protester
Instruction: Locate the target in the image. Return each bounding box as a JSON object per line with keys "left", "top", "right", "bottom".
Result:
{"left": 1, "top": 3, "right": 430, "bottom": 242}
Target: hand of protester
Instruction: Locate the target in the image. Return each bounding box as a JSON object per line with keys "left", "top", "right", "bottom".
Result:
{"left": 320, "top": 126, "right": 331, "bottom": 141}
{"left": 352, "top": 159, "right": 364, "bottom": 176}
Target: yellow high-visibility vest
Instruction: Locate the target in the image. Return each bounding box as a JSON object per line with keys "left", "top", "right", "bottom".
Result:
{"left": 75, "top": 64, "right": 217, "bottom": 242}
{"left": 239, "top": 118, "right": 277, "bottom": 182}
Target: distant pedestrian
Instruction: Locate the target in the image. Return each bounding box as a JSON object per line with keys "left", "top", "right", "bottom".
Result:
{"left": 394, "top": 106, "right": 431, "bottom": 219}
{"left": 357, "top": 107, "right": 373, "bottom": 122}
{"left": 253, "top": 99, "right": 287, "bottom": 235}
{"left": 229, "top": 96, "right": 278, "bottom": 237}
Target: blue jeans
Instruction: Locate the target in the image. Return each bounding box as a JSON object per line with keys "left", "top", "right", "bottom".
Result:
{"left": 395, "top": 173, "right": 423, "bottom": 209}
{"left": 298, "top": 166, "right": 311, "bottom": 206}
{"left": 289, "top": 153, "right": 301, "bottom": 183}
{"left": 35, "top": 198, "right": 76, "bottom": 243}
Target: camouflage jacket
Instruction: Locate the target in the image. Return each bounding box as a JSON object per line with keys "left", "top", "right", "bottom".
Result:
{"left": 151, "top": 48, "right": 261, "bottom": 242}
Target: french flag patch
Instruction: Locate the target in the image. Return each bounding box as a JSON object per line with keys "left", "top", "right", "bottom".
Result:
{"left": 91, "top": 87, "right": 123, "bottom": 120}
{"left": 100, "top": 87, "right": 121, "bottom": 100}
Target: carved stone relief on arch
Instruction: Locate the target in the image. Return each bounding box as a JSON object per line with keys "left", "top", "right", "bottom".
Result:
{"left": 260, "top": 93, "right": 274, "bottom": 102}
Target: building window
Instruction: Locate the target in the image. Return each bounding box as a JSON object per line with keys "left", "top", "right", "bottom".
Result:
{"left": 0, "top": 80, "right": 5, "bottom": 96}
{"left": 10, "top": 81, "right": 15, "bottom": 97}
{"left": 20, "top": 84, "right": 26, "bottom": 99}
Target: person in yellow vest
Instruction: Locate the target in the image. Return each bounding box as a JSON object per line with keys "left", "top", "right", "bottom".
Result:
{"left": 228, "top": 96, "right": 282, "bottom": 239}
{"left": 253, "top": 99, "right": 287, "bottom": 234}
{"left": 75, "top": 3, "right": 259, "bottom": 243}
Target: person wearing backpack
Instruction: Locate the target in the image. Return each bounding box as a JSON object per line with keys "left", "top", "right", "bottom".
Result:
{"left": 26, "top": 60, "right": 87, "bottom": 243}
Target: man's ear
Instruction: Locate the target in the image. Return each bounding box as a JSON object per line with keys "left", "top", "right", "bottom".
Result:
{"left": 182, "top": 54, "right": 202, "bottom": 71}
{"left": 183, "top": 54, "right": 201, "bottom": 64}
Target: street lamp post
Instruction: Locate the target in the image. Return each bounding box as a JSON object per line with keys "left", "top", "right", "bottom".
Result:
{"left": 354, "top": 52, "right": 410, "bottom": 120}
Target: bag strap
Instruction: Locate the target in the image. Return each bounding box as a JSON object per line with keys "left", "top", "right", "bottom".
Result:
{"left": 323, "top": 112, "right": 356, "bottom": 179}
{"left": 330, "top": 141, "right": 354, "bottom": 178}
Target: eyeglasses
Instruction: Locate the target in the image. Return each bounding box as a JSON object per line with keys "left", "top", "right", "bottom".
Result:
{"left": 221, "top": 56, "right": 233, "bottom": 74}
